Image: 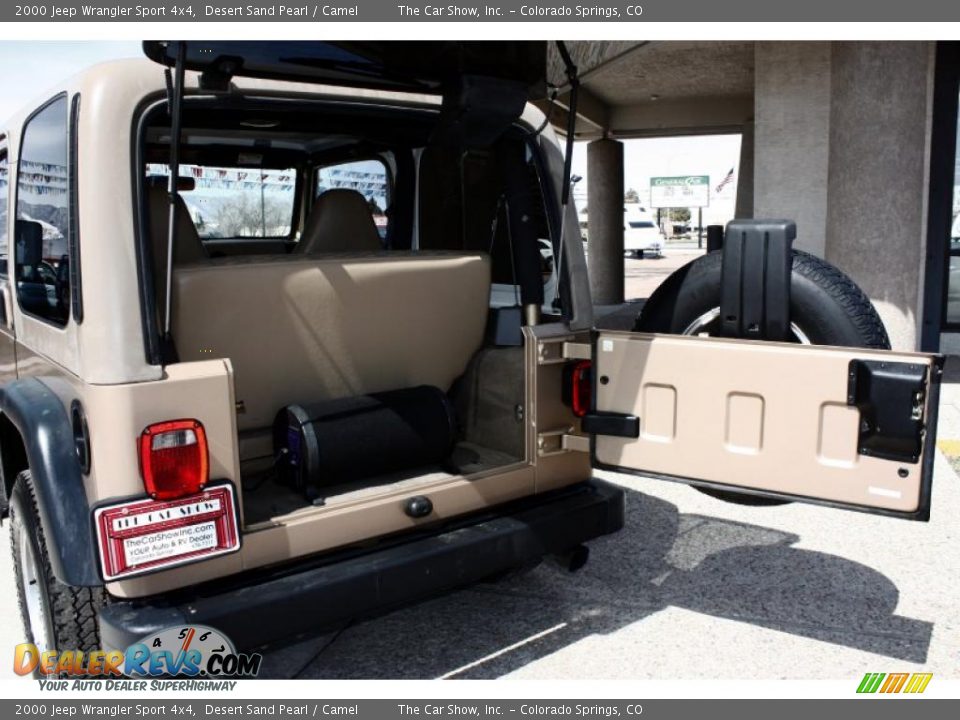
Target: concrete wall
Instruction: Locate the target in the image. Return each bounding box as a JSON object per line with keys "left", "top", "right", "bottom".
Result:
{"left": 824, "top": 42, "right": 935, "bottom": 352}
{"left": 736, "top": 120, "right": 755, "bottom": 219}
{"left": 752, "top": 41, "right": 935, "bottom": 350}
{"left": 753, "top": 42, "right": 833, "bottom": 256}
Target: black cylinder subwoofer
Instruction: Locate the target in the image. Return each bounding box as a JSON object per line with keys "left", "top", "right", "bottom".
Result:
{"left": 273, "top": 385, "right": 458, "bottom": 491}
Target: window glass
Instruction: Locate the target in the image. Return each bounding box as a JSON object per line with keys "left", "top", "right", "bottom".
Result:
{"left": 945, "top": 90, "right": 960, "bottom": 324}
{"left": 315, "top": 159, "right": 390, "bottom": 240}
{"left": 16, "top": 96, "right": 69, "bottom": 326}
{"left": 146, "top": 163, "right": 297, "bottom": 239}
{"left": 0, "top": 151, "right": 8, "bottom": 276}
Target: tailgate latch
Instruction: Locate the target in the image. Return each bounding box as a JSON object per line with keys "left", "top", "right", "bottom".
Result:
{"left": 847, "top": 359, "right": 928, "bottom": 463}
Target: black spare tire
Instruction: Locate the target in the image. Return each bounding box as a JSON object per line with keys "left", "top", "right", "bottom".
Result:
{"left": 633, "top": 249, "right": 890, "bottom": 506}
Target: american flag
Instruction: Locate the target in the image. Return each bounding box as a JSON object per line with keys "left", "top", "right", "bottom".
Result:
{"left": 715, "top": 167, "right": 735, "bottom": 194}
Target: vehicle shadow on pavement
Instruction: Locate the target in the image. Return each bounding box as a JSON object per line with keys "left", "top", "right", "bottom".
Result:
{"left": 261, "top": 488, "right": 932, "bottom": 679}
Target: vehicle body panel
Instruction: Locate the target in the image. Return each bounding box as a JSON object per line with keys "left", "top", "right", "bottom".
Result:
{"left": 593, "top": 330, "right": 940, "bottom": 517}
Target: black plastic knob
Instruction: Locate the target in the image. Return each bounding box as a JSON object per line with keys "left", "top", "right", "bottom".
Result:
{"left": 405, "top": 496, "right": 433, "bottom": 518}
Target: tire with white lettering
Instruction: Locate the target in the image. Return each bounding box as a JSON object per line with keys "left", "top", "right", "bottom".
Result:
{"left": 10, "top": 470, "right": 108, "bottom": 665}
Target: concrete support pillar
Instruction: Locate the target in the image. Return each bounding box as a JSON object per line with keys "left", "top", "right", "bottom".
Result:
{"left": 735, "top": 120, "right": 754, "bottom": 219}
{"left": 824, "top": 42, "right": 935, "bottom": 351}
{"left": 751, "top": 41, "right": 935, "bottom": 350}
{"left": 587, "top": 138, "right": 625, "bottom": 305}
{"left": 753, "top": 42, "right": 832, "bottom": 255}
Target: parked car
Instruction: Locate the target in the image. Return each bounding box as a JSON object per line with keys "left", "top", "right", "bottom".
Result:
{"left": 581, "top": 206, "right": 665, "bottom": 258}
{"left": 624, "top": 206, "right": 665, "bottom": 258}
{"left": 0, "top": 42, "right": 941, "bottom": 662}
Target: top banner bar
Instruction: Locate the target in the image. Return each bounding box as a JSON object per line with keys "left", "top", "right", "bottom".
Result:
{"left": 6, "top": 0, "right": 960, "bottom": 22}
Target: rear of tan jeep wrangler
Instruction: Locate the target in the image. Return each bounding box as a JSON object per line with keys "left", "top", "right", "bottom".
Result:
{"left": 1, "top": 43, "right": 943, "bottom": 657}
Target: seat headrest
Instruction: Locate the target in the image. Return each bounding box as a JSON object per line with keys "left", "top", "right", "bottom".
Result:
{"left": 147, "top": 184, "right": 208, "bottom": 267}
{"left": 299, "top": 189, "right": 383, "bottom": 254}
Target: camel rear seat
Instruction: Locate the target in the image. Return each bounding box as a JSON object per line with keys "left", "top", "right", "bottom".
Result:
{"left": 172, "top": 251, "right": 492, "bottom": 436}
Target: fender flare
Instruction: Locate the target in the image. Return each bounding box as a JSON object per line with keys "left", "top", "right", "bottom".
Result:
{"left": 0, "top": 378, "right": 101, "bottom": 587}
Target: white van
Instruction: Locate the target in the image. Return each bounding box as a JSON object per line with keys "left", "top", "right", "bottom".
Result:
{"left": 623, "top": 205, "right": 664, "bottom": 258}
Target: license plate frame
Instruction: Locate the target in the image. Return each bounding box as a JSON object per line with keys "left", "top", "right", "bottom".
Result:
{"left": 93, "top": 483, "right": 240, "bottom": 581}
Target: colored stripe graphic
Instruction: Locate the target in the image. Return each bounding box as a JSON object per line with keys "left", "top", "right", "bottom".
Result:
{"left": 904, "top": 673, "right": 933, "bottom": 694}
{"left": 857, "top": 672, "right": 932, "bottom": 694}
{"left": 880, "top": 673, "right": 909, "bottom": 693}
{"left": 857, "top": 673, "right": 885, "bottom": 693}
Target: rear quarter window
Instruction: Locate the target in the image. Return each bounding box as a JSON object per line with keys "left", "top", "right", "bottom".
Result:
{"left": 0, "top": 150, "right": 8, "bottom": 275}
{"left": 314, "top": 159, "right": 391, "bottom": 241}
{"left": 15, "top": 95, "right": 70, "bottom": 327}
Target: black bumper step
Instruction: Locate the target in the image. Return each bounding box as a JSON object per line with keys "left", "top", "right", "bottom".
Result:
{"left": 99, "top": 479, "right": 625, "bottom": 652}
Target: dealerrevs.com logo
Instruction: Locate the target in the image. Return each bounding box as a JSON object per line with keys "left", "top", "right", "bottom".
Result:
{"left": 857, "top": 672, "right": 933, "bottom": 694}
{"left": 14, "top": 625, "right": 262, "bottom": 680}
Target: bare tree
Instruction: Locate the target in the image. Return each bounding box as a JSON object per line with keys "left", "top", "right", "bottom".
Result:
{"left": 213, "top": 191, "right": 290, "bottom": 237}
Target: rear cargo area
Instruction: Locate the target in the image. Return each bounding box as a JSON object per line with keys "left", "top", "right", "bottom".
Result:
{"left": 138, "top": 97, "right": 552, "bottom": 531}
{"left": 168, "top": 252, "right": 526, "bottom": 525}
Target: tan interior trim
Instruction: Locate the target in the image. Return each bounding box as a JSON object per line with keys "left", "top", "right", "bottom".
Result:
{"left": 172, "top": 251, "right": 491, "bottom": 435}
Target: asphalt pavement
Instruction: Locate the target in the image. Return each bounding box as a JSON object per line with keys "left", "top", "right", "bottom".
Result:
{"left": 251, "top": 453, "right": 958, "bottom": 679}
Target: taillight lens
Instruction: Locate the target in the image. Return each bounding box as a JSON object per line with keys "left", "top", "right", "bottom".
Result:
{"left": 138, "top": 420, "right": 209, "bottom": 500}
{"left": 563, "top": 360, "right": 593, "bottom": 418}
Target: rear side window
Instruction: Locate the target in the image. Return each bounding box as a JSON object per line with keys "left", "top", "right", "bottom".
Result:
{"left": 145, "top": 163, "right": 297, "bottom": 239}
{"left": 0, "top": 149, "right": 8, "bottom": 276}
{"left": 16, "top": 96, "right": 70, "bottom": 327}
{"left": 314, "top": 159, "right": 391, "bottom": 240}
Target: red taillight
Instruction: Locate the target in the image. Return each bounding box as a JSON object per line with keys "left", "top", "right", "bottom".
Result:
{"left": 138, "top": 420, "right": 209, "bottom": 500}
{"left": 568, "top": 360, "right": 592, "bottom": 418}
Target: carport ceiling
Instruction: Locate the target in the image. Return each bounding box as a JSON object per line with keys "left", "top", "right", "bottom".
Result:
{"left": 545, "top": 41, "right": 756, "bottom": 138}
{"left": 575, "top": 41, "right": 755, "bottom": 104}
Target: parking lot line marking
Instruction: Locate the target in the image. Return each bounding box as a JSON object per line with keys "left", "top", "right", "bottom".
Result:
{"left": 437, "top": 622, "right": 568, "bottom": 680}
{"left": 937, "top": 439, "right": 960, "bottom": 457}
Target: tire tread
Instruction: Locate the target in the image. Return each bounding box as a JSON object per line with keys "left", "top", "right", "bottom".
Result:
{"left": 791, "top": 250, "right": 890, "bottom": 349}
{"left": 10, "top": 471, "right": 107, "bottom": 653}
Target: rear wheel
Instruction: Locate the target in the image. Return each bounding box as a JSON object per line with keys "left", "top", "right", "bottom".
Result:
{"left": 634, "top": 249, "right": 890, "bottom": 506}
{"left": 9, "top": 470, "right": 107, "bottom": 658}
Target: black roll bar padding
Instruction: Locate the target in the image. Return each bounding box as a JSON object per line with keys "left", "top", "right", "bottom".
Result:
{"left": 497, "top": 138, "right": 546, "bottom": 307}
{"left": 163, "top": 40, "right": 186, "bottom": 343}
{"left": 720, "top": 219, "right": 796, "bottom": 341}
{"left": 555, "top": 41, "right": 579, "bottom": 207}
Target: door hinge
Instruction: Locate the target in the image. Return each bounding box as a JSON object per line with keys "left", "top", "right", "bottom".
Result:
{"left": 538, "top": 340, "right": 591, "bottom": 365}
{"left": 537, "top": 428, "right": 590, "bottom": 456}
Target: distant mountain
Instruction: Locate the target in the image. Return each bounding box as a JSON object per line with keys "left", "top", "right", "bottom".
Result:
{"left": 20, "top": 202, "right": 67, "bottom": 239}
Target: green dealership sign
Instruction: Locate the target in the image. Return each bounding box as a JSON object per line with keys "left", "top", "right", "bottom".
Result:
{"left": 650, "top": 175, "right": 710, "bottom": 208}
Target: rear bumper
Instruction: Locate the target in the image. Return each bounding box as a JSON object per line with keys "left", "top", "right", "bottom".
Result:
{"left": 99, "top": 479, "right": 625, "bottom": 652}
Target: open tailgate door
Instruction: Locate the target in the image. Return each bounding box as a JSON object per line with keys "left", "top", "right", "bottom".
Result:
{"left": 586, "top": 331, "right": 942, "bottom": 520}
